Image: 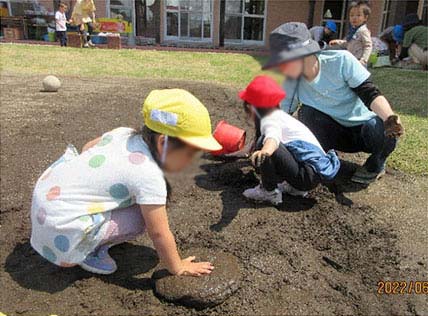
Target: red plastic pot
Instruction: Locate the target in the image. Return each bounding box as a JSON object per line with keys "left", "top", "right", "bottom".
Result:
{"left": 211, "top": 120, "right": 246, "bottom": 156}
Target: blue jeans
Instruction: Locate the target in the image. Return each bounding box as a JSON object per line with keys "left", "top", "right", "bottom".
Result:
{"left": 298, "top": 106, "right": 397, "bottom": 173}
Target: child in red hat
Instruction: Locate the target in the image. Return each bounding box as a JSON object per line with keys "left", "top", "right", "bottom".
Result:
{"left": 239, "top": 75, "right": 340, "bottom": 205}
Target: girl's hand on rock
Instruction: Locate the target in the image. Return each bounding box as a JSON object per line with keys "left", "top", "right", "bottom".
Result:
{"left": 176, "top": 256, "right": 214, "bottom": 277}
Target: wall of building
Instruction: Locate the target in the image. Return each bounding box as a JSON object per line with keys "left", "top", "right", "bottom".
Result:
{"left": 265, "top": 0, "right": 311, "bottom": 46}
{"left": 366, "top": 0, "right": 384, "bottom": 36}
{"left": 313, "top": 0, "right": 324, "bottom": 26}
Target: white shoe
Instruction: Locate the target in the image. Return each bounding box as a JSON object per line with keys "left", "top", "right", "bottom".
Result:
{"left": 243, "top": 184, "right": 283, "bottom": 205}
{"left": 88, "top": 40, "right": 95, "bottom": 47}
{"left": 277, "top": 181, "right": 308, "bottom": 197}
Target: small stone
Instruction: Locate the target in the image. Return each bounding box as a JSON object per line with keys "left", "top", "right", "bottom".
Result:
{"left": 152, "top": 248, "right": 241, "bottom": 309}
{"left": 42, "top": 75, "right": 61, "bottom": 92}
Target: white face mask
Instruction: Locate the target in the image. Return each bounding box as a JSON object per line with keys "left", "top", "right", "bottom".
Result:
{"left": 161, "top": 135, "right": 168, "bottom": 164}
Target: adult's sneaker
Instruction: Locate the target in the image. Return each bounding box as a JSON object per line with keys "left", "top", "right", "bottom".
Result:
{"left": 351, "top": 166, "right": 386, "bottom": 184}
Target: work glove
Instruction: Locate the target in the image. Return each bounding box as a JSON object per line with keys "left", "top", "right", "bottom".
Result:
{"left": 250, "top": 150, "right": 269, "bottom": 168}
{"left": 384, "top": 115, "right": 404, "bottom": 138}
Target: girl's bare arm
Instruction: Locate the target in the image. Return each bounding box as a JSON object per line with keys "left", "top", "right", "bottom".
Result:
{"left": 140, "top": 204, "right": 214, "bottom": 276}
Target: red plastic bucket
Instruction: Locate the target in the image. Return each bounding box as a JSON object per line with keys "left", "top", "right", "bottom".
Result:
{"left": 211, "top": 120, "right": 246, "bottom": 156}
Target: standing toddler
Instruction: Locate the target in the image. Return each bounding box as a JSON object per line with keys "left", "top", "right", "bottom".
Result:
{"left": 330, "top": 1, "right": 373, "bottom": 66}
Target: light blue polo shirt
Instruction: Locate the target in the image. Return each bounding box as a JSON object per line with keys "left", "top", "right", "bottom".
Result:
{"left": 281, "top": 50, "right": 376, "bottom": 127}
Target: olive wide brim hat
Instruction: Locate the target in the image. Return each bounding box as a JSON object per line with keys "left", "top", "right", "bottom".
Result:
{"left": 263, "top": 22, "right": 321, "bottom": 70}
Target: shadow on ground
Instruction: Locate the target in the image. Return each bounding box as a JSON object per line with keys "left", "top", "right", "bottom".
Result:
{"left": 4, "top": 241, "right": 158, "bottom": 293}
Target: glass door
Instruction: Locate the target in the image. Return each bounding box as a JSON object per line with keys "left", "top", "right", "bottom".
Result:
{"left": 135, "top": 0, "right": 160, "bottom": 39}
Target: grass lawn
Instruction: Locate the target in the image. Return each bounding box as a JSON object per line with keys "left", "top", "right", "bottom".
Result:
{"left": 1, "top": 43, "right": 427, "bottom": 175}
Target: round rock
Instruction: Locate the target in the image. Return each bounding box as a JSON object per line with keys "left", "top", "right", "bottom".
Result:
{"left": 42, "top": 75, "right": 61, "bottom": 92}
{"left": 152, "top": 248, "right": 241, "bottom": 309}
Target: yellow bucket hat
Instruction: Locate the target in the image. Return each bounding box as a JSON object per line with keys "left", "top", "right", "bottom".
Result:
{"left": 142, "top": 89, "right": 222, "bottom": 152}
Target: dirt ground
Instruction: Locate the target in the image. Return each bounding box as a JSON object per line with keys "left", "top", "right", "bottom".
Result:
{"left": 0, "top": 74, "right": 427, "bottom": 316}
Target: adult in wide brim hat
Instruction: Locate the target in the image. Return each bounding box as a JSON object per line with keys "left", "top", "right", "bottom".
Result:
{"left": 261, "top": 22, "right": 404, "bottom": 185}
{"left": 263, "top": 22, "right": 321, "bottom": 70}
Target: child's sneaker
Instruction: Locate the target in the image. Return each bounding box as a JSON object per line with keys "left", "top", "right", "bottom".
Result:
{"left": 243, "top": 184, "right": 283, "bottom": 205}
{"left": 277, "top": 180, "right": 308, "bottom": 197}
{"left": 80, "top": 244, "right": 117, "bottom": 275}
{"left": 88, "top": 40, "right": 96, "bottom": 47}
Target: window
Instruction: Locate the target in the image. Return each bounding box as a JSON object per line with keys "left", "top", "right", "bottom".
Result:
{"left": 135, "top": 0, "right": 160, "bottom": 39}
{"left": 224, "top": 0, "right": 266, "bottom": 43}
{"left": 7, "top": 0, "right": 37, "bottom": 16}
{"left": 108, "top": 0, "right": 134, "bottom": 25}
{"left": 321, "top": 0, "right": 350, "bottom": 38}
{"left": 165, "top": 0, "right": 212, "bottom": 41}
{"left": 381, "top": 0, "right": 392, "bottom": 31}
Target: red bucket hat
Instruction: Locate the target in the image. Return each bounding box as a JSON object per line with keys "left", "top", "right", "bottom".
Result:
{"left": 238, "top": 75, "right": 286, "bottom": 108}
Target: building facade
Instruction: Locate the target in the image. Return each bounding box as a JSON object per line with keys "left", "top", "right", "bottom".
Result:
{"left": 4, "top": 0, "right": 428, "bottom": 48}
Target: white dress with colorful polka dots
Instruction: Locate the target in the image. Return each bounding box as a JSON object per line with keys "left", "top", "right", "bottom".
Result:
{"left": 30, "top": 127, "right": 167, "bottom": 266}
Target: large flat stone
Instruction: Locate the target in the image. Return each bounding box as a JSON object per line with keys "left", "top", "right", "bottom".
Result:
{"left": 152, "top": 248, "right": 241, "bottom": 309}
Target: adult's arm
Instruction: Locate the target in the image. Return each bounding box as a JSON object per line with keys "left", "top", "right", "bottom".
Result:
{"left": 352, "top": 79, "right": 404, "bottom": 137}
{"left": 344, "top": 52, "right": 403, "bottom": 137}
{"left": 351, "top": 78, "right": 381, "bottom": 110}
{"left": 351, "top": 78, "right": 393, "bottom": 120}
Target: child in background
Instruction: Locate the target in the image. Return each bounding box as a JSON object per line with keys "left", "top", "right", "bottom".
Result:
{"left": 379, "top": 25, "right": 403, "bottom": 63}
{"left": 240, "top": 76, "right": 340, "bottom": 205}
{"left": 398, "top": 13, "right": 428, "bottom": 70}
{"left": 55, "top": 3, "right": 68, "bottom": 47}
{"left": 309, "top": 20, "right": 337, "bottom": 49}
{"left": 330, "top": 1, "right": 372, "bottom": 66}
{"left": 71, "top": 0, "right": 97, "bottom": 48}
{"left": 30, "top": 89, "right": 222, "bottom": 275}
{"left": 0, "top": 2, "right": 9, "bottom": 17}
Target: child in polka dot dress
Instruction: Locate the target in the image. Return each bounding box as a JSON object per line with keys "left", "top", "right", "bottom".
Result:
{"left": 30, "top": 89, "right": 222, "bottom": 275}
